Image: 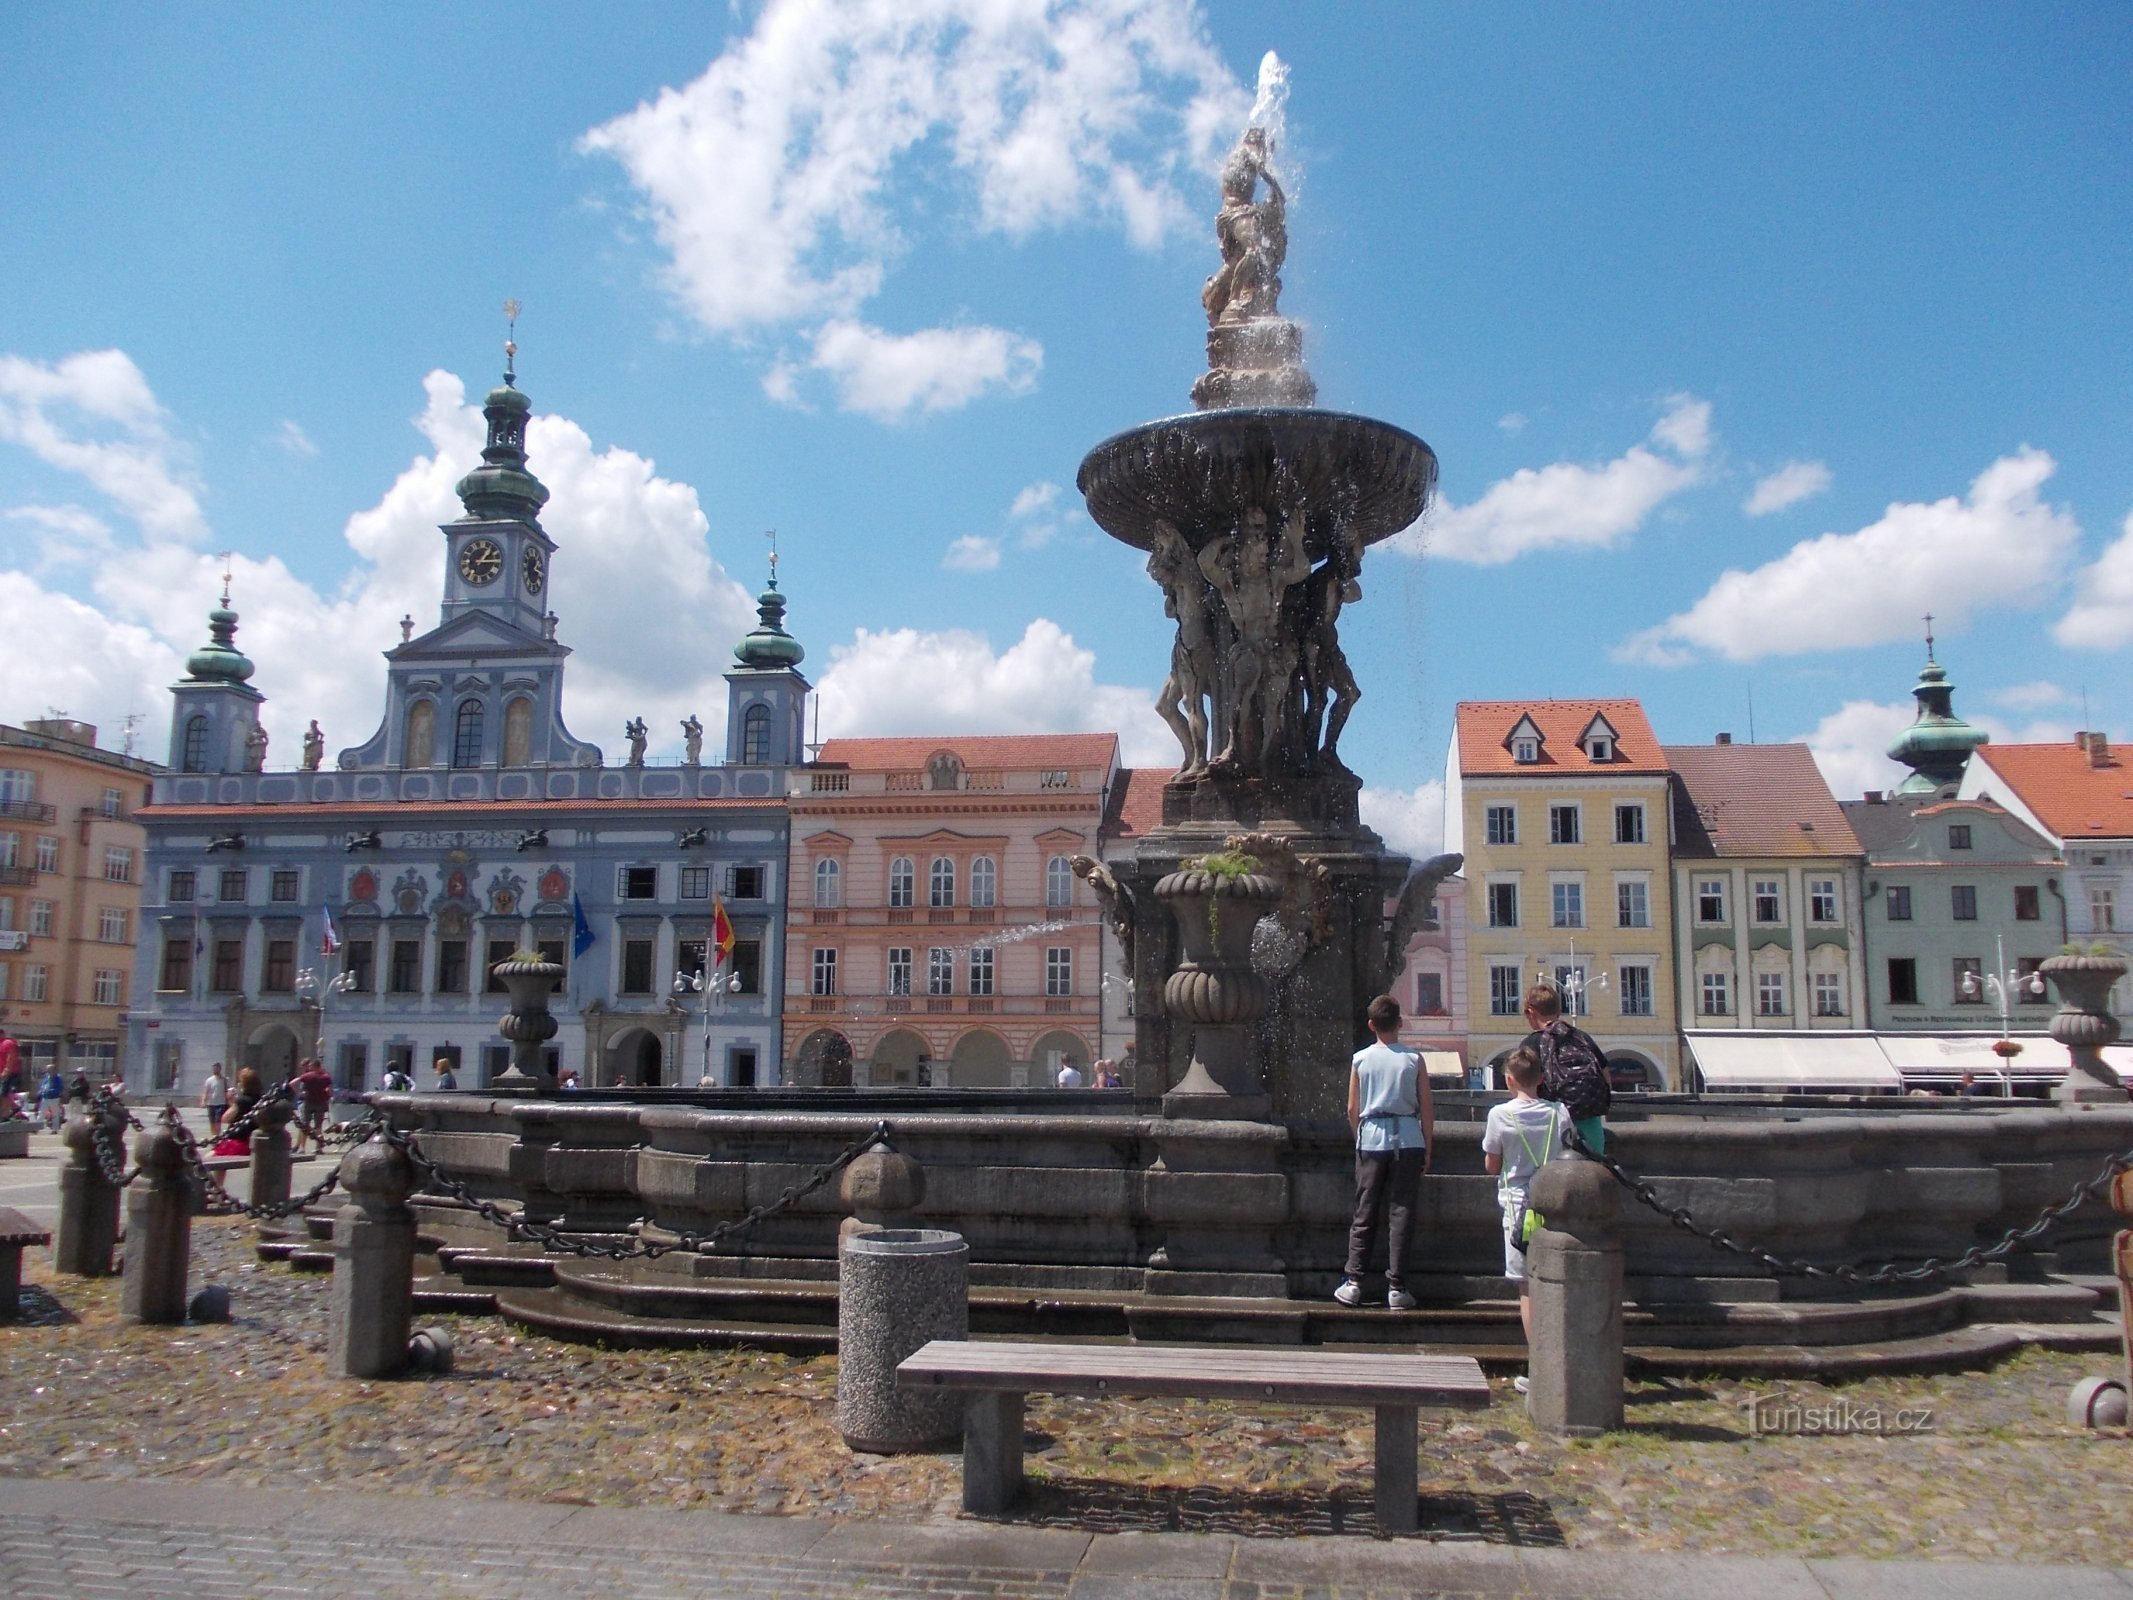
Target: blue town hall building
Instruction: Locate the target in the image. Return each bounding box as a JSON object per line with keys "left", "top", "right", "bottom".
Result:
{"left": 124, "top": 358, "right": 809, "bottom": 1094}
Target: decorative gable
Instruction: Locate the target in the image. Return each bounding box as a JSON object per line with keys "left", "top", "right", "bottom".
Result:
{"left": 1578, "top": 713, "right": 1620, "bottom": 763}
{"left": 1504, "top": 714, "right": 1546, "bottom": 765}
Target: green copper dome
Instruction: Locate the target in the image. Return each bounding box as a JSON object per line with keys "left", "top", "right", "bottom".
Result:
{"left": 733, "top": 581, "right": 804, "bottom": 670}
{"left": 1888, "top": 655, "right": 1987, "bottom": 796}
{"left": 455, "top": 377, "right": 550, "bottom": 523}
{"left": 184, "top": 603, "right": 255, "bottom": 685}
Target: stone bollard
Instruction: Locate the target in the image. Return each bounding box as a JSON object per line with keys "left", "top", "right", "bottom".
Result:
{"left": 250, "top": 1095, "right": 295, "bottom": 1216}
{"left": 328, "top": 1137, "right": 419, "bottom": 1379}
{"left": 1525, "top": 1158, "right": 1625, "bottom": 1438}
{"left": 120, "top": 1124, "right": 193, "bottom": 1325}
{"left": 838, "top": 1144, "right": 925, "bottom": 1252}
{"left": 53, "top": 1111, "right": 123, "bottom": 1276}
{"left": 837, "top": 1227, "right": 968, "bottom": 1452}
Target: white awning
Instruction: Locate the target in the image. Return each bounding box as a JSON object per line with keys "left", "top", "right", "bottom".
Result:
{"left": 1685, "top": 1033, "right": 1903, "bottom": 1091}
{"left": 1878, "top": 1035, "right": 2132, "bottom": 1083}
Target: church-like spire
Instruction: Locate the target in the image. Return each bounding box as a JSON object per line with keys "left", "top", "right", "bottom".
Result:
{"left": 1887, "top": 619, "right": 1987, "bottom": 796}
{"left": 183, "top": 556, "right": 256, "bottom": 685}
{"left": 454, "top": 300, "right": 551, "bottom": 523}
{"left": 733, "top": 565, "right": 805, "bottom": 671}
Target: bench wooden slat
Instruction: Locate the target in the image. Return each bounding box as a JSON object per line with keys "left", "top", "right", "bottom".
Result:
{"left": 897, "top": 1339, "right": 1489, "bottom": 1409}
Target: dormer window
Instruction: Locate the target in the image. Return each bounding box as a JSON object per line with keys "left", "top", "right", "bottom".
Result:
{"left": 1513, "top": 737, "right": 1539, "bottom": 764}
{"left": 1586, "top": 736, "right": 1613, "bottom": 762}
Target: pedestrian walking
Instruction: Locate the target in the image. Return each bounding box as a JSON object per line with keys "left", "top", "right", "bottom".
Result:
{"left": 200, "top": 1062, "right": 230, "bottom": 1138}
{"left": 1335, "top": 993, "right": 1433, "bottom": 1310}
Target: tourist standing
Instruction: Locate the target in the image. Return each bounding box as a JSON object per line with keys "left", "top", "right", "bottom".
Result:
{"left": 1482, "top": 1047, "right": 1569, "bottom": 1386}
{"left": 290, "top": 1058, "right": 334, "bottom": 1151}
{"left": 1056, "top": 1059, "right": 1085, "bottom": 1090}
{"left": 0, "top": 1028, "right": 20, "bottom": 1117}
{"left": 38, "top": 1066, "right": 66, "bottom": 1132}
{"left": 200, "top": 1062, "right": 230, "bottom": 1138}
{"left": 231, "top": 1066, "right": 263, "bottom": 1128}
{"left": 432, "top": 1056, "right": 459, "bottom": 1093}
{"left": 1336, "top": 993, "right": 1432, "bottom": 1310}
{"left": 1519, "top": 984, "right": 1611, "bottom": 1154}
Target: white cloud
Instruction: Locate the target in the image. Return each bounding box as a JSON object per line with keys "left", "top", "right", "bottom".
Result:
{"left": 942, "top": 533, "right": 1001, "bottom": 572}
{"left": 1361, "top": 781, "right": 1446, "bottom": 859}
{"left": 1010, "top": 481, "right": 1060, "bottom": 520}
{"left": 5, "top": 504, "right": 115, "bottom": 568}
{"left": 1744, "top": 459, "right": 1831, "bottom": 516}
{"left": 273, "top": 420, "right": 319, "bottom": 458}
{"left": 1401, "top": 396, "right": 1711, "bottom": 566}
{"left": 578, "top": 0, "right": 1244, "bottom": 415}
{"left": 2054, "top": 509, "right": 2133, "bottom": 650}
{"left": 805, "top": 318, "right": 1041, "bottom": 422}
{"left": 1496, "top": 412, "right": 1526, "bottom": 435}
{"left": 1009, "top": 477, "right": 1067, "bottom": 548}
{"left": 0, "top": 349, "right": 207, "bottom": 542}
{"left": 1621, "top": 449, "right": 2080, "bottom": 666}
{"left": 1991, "top": 680, "right": 2073, "bottom": 711}
{"left": 814, "top": 617, "right": 1170, "bottom": 763}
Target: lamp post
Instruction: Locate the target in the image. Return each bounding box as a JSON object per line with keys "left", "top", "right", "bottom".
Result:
{"left": 295, "top": 966, "right": 359, "bottom": 1071}
{"left": 1959, "top": 932, "right": 2048, "bottom": 1098}
{"left": 674, "top": 960, "right": 742, "bottom": 1088}
{"left": 1535, "top": 936, "right": 1607, "bottom": 1021}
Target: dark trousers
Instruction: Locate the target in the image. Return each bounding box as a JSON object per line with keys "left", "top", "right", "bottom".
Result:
{"left": 1345, "top": 1146, "right": 1424, "bottom": 1284}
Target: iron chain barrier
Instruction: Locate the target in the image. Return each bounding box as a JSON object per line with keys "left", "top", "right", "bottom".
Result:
{"left": 1564, "top": 1124, "right": 2133, "bottom": 1287}
{"left": 168, "top": 1111, "right": 358, "bottom": 1220}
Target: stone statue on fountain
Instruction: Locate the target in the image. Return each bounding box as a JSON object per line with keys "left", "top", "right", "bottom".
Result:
{"left": 1202, "top": 128, "right": 1287, "bottom": 327}
{"left": 1147, "top": 522, "right": 1217, "bottom": 779}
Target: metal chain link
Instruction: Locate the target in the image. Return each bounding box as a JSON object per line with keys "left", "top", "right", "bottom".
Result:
{"left": 1564, "top": 1124, "right": 2133, "bottom": 1286}
{"left": 86, "top": 1087, "right": 144, "bottom": 1187}
{"left": 379, "top": 1117, "right": 894, "bottom": 1261}
{"left": 163, "top": 1098, "right": 371, "bottom": 1221}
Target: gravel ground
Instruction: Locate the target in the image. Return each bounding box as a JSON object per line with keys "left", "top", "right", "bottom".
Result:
{"left": 5, "top": 1220, "right": 2129, "bottom": 1560}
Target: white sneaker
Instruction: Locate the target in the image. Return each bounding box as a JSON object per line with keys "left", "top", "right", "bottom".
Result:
{"left": 1513, "top": 1375, "right": 1531, "bottom": 1394}
{"left": 1386, "top": 1287, "right": 1417, "bottom": 1311}
{"left": 1333, "top": 1279, "right": 1364, "bottom": 1307}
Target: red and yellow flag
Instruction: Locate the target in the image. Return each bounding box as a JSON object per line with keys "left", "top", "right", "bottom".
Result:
{"left": 712, "top": 896, "right": 736, "bottom": 964}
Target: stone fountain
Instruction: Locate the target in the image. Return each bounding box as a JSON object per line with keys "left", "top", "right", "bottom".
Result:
{"left": 1077, "top": 114, "right": 1459, "bottom": 1131}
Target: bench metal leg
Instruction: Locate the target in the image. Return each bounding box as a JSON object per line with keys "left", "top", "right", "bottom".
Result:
{"left": 962, "top": 1390, "right": 1025, "bottom": 1514}
{"left": 1374, "top": 1404, "right": 1418, "bottom": 1535}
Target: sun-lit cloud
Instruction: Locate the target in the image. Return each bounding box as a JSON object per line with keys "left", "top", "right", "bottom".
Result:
{"left": 941, "top": 533, "right": 1002, "bottom": 572}
{"left": 806, "top": 319, "right": 1041, "bottom": 422}
{"left": 1744, "top": 459, "right": 1831, "bottom": 516}
{"left": 1360, "top": 780, "right": 1446, "bottom": 859}
{"left": 273, "top": 420, "right": 319, "bottom": 458}
{"left": 0, "top": 349, "right": 207, "bottom": 542}
{"left": 1991, "top": 680, "right": 2074, "bottom": 711}
{"left": 2055, "top": 509, "right": 2133, "bottom": 651}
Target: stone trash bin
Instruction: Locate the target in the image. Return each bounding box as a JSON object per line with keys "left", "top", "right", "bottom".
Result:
{"left": 837, "top": 1227, "right": 969, "bottom": 1452}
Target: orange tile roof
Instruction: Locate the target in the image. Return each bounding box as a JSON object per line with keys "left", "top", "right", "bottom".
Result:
{"left": 1454, "top": 699, "right": 1667, "bottom": 777}
{"left": 814, "top": 733, "right": 1119, "bottom": 772}
{"left": 1102, "top": 767, "right": 1176, "bottom": 840}
{"left": 1970, "top": 740, "right": 2133, "bottom": 839}
{"left": 141, "top": 797, "right": 775, "bottom": 819}
{"left": 1664, "top": 742, "right": 1863, "bottom": 859}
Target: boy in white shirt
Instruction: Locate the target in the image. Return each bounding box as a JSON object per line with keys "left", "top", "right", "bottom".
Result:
{"left": 1481, "top": 1046, "right": 1568, "bottom": 1377}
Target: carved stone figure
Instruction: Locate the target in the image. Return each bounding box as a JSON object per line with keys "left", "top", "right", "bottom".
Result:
{"left": 1198, "top": 507, "right": 1310, "bottom": 774}
{"left": 300, "top": 720, "right": 325, "bottom": 771}
{"left": 1296, "top": 561, "right": 1362, "bottom": 766}
{"left": 243, "top": 721, "right": 269, "bottom": 773}
{"left": 1226, "top": 831, "right": 1329, "bottom": 982}
{"left": 681, "top": 714, "right": 703, "bottom": 765}
{"left": 1201, "top": 128, "right": 1286, "bottom": 327}
{"left": 624, "top": 717, "right": 648, "bottom": 767}
{"left": 1146, "top": 521, "right": 1217, "bottom": 776}
{"left": 1070, "top": 855, "right": 1136, "bottom": 976}
{"left": 1381, "top": 852, "right": 1465, "bottom": 995}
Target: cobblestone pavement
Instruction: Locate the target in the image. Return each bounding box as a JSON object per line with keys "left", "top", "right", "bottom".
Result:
{"left": 3, "top": 1220, "right": 2131, "bottom": 1569}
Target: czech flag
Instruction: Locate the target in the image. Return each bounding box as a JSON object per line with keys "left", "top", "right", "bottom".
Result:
{"left": 320, "top": 903, "right": 341, "bottom": 956}
{"left": 712, "top": 896, "right": 736, "bottom": 965}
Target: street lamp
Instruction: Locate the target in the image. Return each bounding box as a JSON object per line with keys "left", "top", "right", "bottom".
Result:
{"left": 674, "top": 962, "right": 743, "bottom": 1088}
{"left": 1534, "top": 936, "right": 1607, "bottom": 1020}
{"left": 1959, "top": 932, "right": 2048, "bottom": 1098}
{"left": 295, "top": 966, "right": 360, "bottom": 1065}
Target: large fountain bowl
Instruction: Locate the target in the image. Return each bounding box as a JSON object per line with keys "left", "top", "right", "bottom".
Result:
{"left": 1077, "top": 407, "right": 1437, "bottom": 559}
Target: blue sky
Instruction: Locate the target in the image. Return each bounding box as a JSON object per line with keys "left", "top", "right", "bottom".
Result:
{"left": 3, "top": 2, "right": 2129, "bottom": 854}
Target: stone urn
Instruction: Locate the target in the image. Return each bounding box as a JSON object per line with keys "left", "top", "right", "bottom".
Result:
{"left": 1154, "top": 863, "right": 1284, "bottom": 1119}
{"left": 492, "top": 947, "right": 566, "bottom": 1092}
{"left": 2041, "top": 951, "right": 2129, "bottom": 1104}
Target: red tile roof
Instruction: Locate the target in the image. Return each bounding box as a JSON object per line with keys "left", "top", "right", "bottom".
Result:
{"left": 1664, "top": 742, "right": 1863, "bottom": 859}
{"left": 1454, "top": 700, "right": 1667, "bottom": 777}
{"left": 1102, "top": 767, "right": 1176, "bottom": 839}
{"left": 1970, "top": 740, "right": 2133, "bottom": 839}
{"left": 814, "top": 733, "right": 1119, "bottom": 772}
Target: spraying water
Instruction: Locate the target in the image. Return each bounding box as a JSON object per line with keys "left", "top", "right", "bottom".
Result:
{"left": 1245, "top": 51, "right": 1293, "bottom": 188}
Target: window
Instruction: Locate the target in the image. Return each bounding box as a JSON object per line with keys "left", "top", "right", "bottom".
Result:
{"left": 1696, "top": 878, "right": 1727, "bottom": 923}
{"left": 211, "top": 938, "right": 245, "bottom": 993}
{"left": 1752, "top": 879, "right": 1782, "bottom": 924}
{"left": 927, "top": 947, "right": 954, "bottom": 996}
{"left": 679, "top": 865, "right": 711, "bottom": 900}
{"left": 2015, "top": 956, "right": 2047, "bottom": 1000}
{"left": 436, "top": 939, "right": 468, "bottom": 993}
{"left": 1948, "top": 824, "right": 1973, "bottom": 851}
{"left": 1415, "top": 972, "right": 1445, "bottom": 1015}
{"left": 262, "top": 939, "right": 295, "bottom": 993}
{"left": 728, "top": 864, "right": 763, "bottom": 900}
{"left": 22, "top": 964, "right": 47, "bottom": 1002}
{"left": 1485, "top": 805, "right": 1516, "bottom": 846}
{"left": 810, "top": 948, "right": 838, "bottom": 996}
{"left": 1486, "top": 881, "right": 1519, "bottom": 928}
{"left": 1887, "top": 958, "right": 1919, "bottom": 1006}
{"left": 93, "top": 843, "right": 120, "bottom": 881}
{"left": 677, "top": 937, "right": 708, "bottom": 981}
{"left": 929, "top": 856, "right": 956, "bottom": 908}
{"left": 405, "top": 700, "right": 436, "bottom": 766}
{"left": 182, "top": 715, "right": 209, "bottom": 773}
{"left": 1489, "top": 964, "right": 1524, "bottom": 1016}
{"left": 888, "top": 857, "right": 915, "bottom": 909}
{"left": 622, "top": 865, "right": 660, "bottom": 902}
{"left": 168, "top": 869, "right": 196, "bottom": 904}
{"left": 1952, "top": 956, "right": 1984, "bottom": 1003}
{"left": 2089, "top": 885, "right": 2115, "bottom": 932}
{"left": 93, "top": 968, "right": 123, "bottom": 1007}
{"left": 1618, "top": 965, "right": 1653, "bottom": 1017}
{"left": 740, "top": 704, "right": 771, "bottom": 764}
{"left": 37, "top": 837, "right": 60, "bottom": 873}
{"left": 887, "top": 948, "right": 912, "bottom": 997}
{"left": 968, "top": 947, "right": 995, "bottom": 997}
{"left": 159, "top": 937, "right": 192, "bottom": 993}
{"left": 452, "top": 698, "right": 485, "bottom": 768}
{"left": 1512, "top": 736, "right": 1539, "bottom": 764}
{"left": 1813, "top": 973, "right": 1844, "bottom": 1017}
{"left": 485, "top": 938, "right": 515, "bottom": 993}
{"left": 1550, "top": 879, "right": 1584, "bottom": 929}
{"left": 270, "top": 869, "right": 299, "bottom": 903}
{"left": 2014, "top": 885, "right": 2041, "bottom": 921}
{"left": 29, "top": 900, "right": 52, "bottom": 936}
{"left": 969, "top": 856, "right": 997, "bottom": 908}
{"left": 0, "top": 769, "right": 31, "bottom": 804}
{"left": 0, "top": 832, "right": 16, "bottom": 869}
{"left": 97, "top": 907, "right": 126, "bottom": 942}
{"left": 621, "top": 939, "right": 656, "bottom": 995}
{"left": 730, "top": 939, "right": 761, "bottom": 994}
{"left": 1809, "top": 879, "right": 1838, "bottom": 923}
{"left": 536, "top": 939, "right": 567, "bottom": 993}
{"left": 389, "top": 939, "right": 422, "bottom": 994}
{"left": 1045, "top": 946, "right": 1074, "bottom": 997}
{"left": 1587, "top": 735, "right": 1614, "bottom": 763}
{"left": 1700, "top": 971, "right": 1732, "bottom": 1015}
{"left": 1756, "top": 971, "right": 1788, "bottom": 1016}
{"left": 101, "top": 788, "right": 122, "bottom": 820}
{"left": 1886, "top": 884, "right": 1912, "bottom": 921}
{"left": 1616, "top": 878, "right": 1649, "bottom": 929}
{"left": 343, "top": 940, "right": 374, "bottom": 994}
{"left": 1552, "top": 965, "right": 1590, "bottom": 1017}
{"left": 338, "top": 1042, "right": 369, "bottom": 1092}
{"left": 219, "top": 869, "right": 247, "bottom": 903}
{"left": 1950, "top": 885, "right": 1978, "bottom": 921}
{"left": 1045, "top": 855, "right": 1074, "bottom": 908}
{"left": 730, "top": 1047, "right": 759, "bottom": 1088}
{"left": 1549, "top": 804, "right": 1581, "bottom": 845}
{"left": 1614, "top": 804, "right": 1645, "bottom": 845}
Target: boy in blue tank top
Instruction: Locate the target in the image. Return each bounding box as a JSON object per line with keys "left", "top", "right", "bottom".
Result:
{"left": 1336, "top": 994, "right": 1434, "bottom": 1310}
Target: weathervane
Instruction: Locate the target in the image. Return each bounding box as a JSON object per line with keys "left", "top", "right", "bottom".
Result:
{"left": 765, "top": 527, "right": 779, "bottom": 585}
{"left": 217, "top": 550, "right": 234, "bottom": 607}
{"left": 1923, "top": 612, "right": 1936, "bottom": 663}
{"left": 503, "top": 298, "right": 521, "bottom": 385}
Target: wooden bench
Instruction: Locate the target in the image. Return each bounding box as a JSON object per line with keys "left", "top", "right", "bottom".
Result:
{"left": 897, "top": 1339, "right": 1490, "bottom": 1532}
{"left": 0, "top": 1206, "right": 53, "bottom": 1323}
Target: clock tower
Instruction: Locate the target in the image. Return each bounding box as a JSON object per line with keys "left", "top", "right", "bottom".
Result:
{"left": 441, "top": 353, "right": 556, "bottom": 637}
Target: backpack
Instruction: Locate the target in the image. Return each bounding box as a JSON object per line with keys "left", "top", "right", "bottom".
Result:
{"left": 1537, "top": 1021, "right": 1612, "bottom": 1124}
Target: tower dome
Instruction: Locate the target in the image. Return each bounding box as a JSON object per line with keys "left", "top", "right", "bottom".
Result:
{"left": 733, "top": 579, "right": 805, "bottom": 670}
{"left": 1887, "top": 634, "right": 1987, "bottom": 796}
{"left": 453, "top": 341, "right": 550, "bottom": 523}
{"left": 183, "top": 597, "right": 254, "bottom": 685}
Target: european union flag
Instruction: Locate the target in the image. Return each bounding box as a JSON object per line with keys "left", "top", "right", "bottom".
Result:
{"left": 571, "top": 892, "right": 595, "bottom": 957}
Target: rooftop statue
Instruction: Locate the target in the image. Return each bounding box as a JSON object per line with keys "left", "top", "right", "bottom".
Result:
{"left": 1202, "top": 128, "right": 1287, "bottom": 328}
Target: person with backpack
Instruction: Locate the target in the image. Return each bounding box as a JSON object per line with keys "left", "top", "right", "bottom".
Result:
{"left": 1482, "top": 1046, "right": 1569, "bottom": 1390}
{"left": 1519, "top": 982, "right": 1612, "bottom": 1154}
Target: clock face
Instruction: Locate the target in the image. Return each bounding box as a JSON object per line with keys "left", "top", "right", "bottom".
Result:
{"left": 458, "top": 538, "right": 504, "bottom": 586}
{"left": 522, "top": 546, "right": 546, "bottom": 594}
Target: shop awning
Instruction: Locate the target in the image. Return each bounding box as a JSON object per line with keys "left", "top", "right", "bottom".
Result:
{"left": 1877, "top": 1035, "right": 2133, "bottom": 1084}
{"left": 1684, "top": 1033, "right": 1903, "bottom": 1091}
